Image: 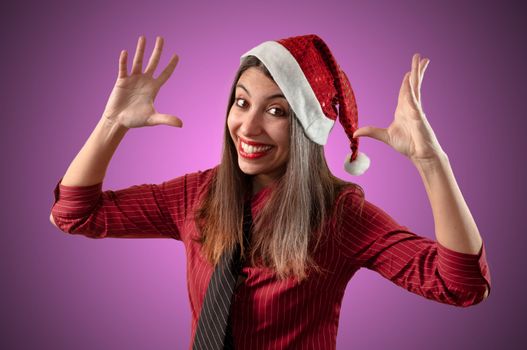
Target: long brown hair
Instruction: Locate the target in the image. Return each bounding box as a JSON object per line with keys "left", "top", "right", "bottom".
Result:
{"left": 193, "top": 55, "right": 364, "bottom": 282}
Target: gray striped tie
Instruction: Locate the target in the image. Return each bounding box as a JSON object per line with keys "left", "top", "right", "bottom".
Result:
{"left": 193, "top": 201, "right": 252, "bottom": 350}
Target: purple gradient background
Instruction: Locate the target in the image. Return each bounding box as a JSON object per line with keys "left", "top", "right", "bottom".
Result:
{"left": 2, "top": 0, "right": 525, "bottom": 349}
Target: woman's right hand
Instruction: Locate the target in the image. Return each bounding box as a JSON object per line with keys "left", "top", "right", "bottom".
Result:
{"left": 102, "top": 35, "right": 183, "bottom": 129}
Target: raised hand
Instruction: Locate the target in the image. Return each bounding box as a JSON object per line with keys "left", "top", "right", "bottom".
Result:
{"left": 102, "top": 35, "right": 183, "bottom": 129}
{"left": 353, "top": 53, "right": 446, "bottom": 164}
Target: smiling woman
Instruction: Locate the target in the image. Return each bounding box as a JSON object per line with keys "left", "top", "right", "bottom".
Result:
{"left": 227, "top": 67, "right": 292, "bottom": 190}
{"left": 195, "top": 54, "right": 351, "bottom": 282}
{"left": 50, "top": 34, "right": 491, "bottom": 350}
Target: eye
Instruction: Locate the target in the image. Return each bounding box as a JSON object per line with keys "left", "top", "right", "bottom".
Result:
{"left": 234, "top": 98, "right": 248, "bottom": 108}
{"left": 268, "top": 106, "right": 287, "bottom": 117}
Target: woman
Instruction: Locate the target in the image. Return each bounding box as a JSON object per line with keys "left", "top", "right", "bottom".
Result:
{"left": 50, "top": 34, "right": 491, "bottom": 349}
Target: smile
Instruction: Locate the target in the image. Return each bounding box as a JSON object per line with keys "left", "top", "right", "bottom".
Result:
{"left": 238, "top": 138, "right": 273, "bottom": 159}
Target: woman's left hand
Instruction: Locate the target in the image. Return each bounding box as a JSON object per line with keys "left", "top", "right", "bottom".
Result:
{"left": 353, "top": 53, "right": 446, "bottom": 164}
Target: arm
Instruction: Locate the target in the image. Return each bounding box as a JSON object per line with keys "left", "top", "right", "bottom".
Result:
{"left": 354, "top": 54, "right": 483, "bottom": 253}
{"left": 51, "top": 35, "right": 183, "bottom": 232}
{"left": 413, "top": 152, "right": 489, "bottom": 299}
{"left": 56, "top": 35, "right": 181, "bottom": 188}
{"left": 50, "top": 171, "right": 211, "bottom": 240}
{"left": 51, "top": 177, "right": 179, "bottom": 239}
{"left": 49, "top": 116, "right": 127, "bottom": 226}
{"left": 60, "top": 116, "right": 128, "bottom": 187}
{"left": 351, "top": 54, "right": 491, "bottom": 304}
{"left": 50, "top": 166, "right": 215, "bottom": 240}
{"left": 335, "top": 190, "right": 491, "bottom": 307}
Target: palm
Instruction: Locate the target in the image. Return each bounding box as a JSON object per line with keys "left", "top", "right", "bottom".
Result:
{"left": 105, "top": 75, "right": 159, "bottom": 128}
{"left": 354, "top": 54, "right": 445, "bottom": 163}
{"left": 102, "top": 36, "right": 182, "bottom": 129}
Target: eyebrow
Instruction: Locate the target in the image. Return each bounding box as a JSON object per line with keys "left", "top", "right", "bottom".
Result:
{"left": 236, "top": 83, "right": 286, "bottom": 101}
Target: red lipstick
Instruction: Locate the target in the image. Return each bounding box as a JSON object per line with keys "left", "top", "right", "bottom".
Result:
{"left": 238, "top": 137, "right": 271, "bottom": 147}
{"left": 238, "top": 138, "right": 273, "bottom": 159}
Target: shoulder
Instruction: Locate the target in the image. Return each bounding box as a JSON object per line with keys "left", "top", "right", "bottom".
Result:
{"left": 159, "top": 165, "right": 218, "bottom": 199}
{"left": 333, "top": 183, "right": 366, "bottom": 217}
{"left": 332, "top": 184, "right": 403, "bottom": 232}
{"left": 330, "top": 186, "right": 412, "bottom": 260}
{"left": 163, "top": 166, "right": 217, "bottom": 186}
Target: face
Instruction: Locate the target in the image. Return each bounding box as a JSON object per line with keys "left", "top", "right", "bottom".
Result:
{"left": 227, "top": 67, "right": 291, "bottom": 190}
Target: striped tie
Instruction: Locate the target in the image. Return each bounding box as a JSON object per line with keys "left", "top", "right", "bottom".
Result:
{"left": 193, "top": 200, "right": 253, "bottom": 350}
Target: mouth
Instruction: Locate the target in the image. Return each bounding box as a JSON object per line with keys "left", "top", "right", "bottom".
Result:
{"left": 238, "top": 137, "right": 273, "bottom": 159}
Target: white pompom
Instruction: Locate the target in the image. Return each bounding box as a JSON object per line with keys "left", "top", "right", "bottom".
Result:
{"left": 344, "top": 151, "right": 371, "bottom": 175}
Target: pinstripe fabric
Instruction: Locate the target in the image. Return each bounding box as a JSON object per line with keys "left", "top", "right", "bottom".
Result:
{"left": 51, "top": 166, "right": 492, "bottom": 349}
{"left": 192, "top": 200, "right": 252, "bottom": 350}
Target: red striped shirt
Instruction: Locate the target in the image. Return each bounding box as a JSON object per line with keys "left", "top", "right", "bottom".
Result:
{"left": 50, "top": 167, "right": 491, "bottom": 349}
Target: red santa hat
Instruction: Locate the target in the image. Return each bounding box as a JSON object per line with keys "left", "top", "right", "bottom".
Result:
{"left": 240, "top": 34, "right": 370, "bottom": 176}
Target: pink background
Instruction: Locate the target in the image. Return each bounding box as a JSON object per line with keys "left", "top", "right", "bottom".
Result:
{"left": 2, "top": 0, "right": 525, "bottom": 348}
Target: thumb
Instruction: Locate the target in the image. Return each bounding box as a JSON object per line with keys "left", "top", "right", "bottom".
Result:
{"left": 353, "top": 126, "right": 389, "bottom": 144}
{"left": 147, "top": 113, "right": 184, "bottom": 128}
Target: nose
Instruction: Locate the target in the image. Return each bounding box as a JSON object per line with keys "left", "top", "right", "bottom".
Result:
{"left": 239, "top": 110, "right": 263, "bottom": 136}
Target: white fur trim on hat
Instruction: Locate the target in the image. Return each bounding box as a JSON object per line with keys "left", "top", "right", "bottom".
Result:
{"left": 240, "top": 41, "right": 334, "bottom": 145}
{"left": 344, "top": 152, "right": 370, "bottom": 175}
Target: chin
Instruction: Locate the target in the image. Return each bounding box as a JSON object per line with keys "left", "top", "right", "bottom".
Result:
{"left": 237, "top": 161, "right": 261, "bottom": 176}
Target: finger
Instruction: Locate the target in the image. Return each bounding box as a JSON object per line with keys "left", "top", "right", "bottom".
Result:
{"left": 407, "top": 68, "right": 420, "bottom": 111}
{"left": 118, "top": 50, "right": 128, "bottom": 79}
{"left": 411, "top": 53, "right": 420, "bottom": 103}
{"left": 131, "top": 35, "right": 146, "bottom": 75}
{"left": 147, "top": 113, "right": 184, "bottom": 127}
{"left": 353, "top": 125, "right": 389, "bottom": 144}
{"left": 417, "top": 58, "right": 430, "bottom": 93}
{"left": 145, "top": 36, "right": 164, "bottom": 76}
{"left": 420, "top": 58, "right": 430, "bottom": 81}
{"left": 417, "top": 54, "right": 422, "bottom": 103}
{"left": 398, "top": 72, "right": 410, "bottom": 104}
{"left": 156, "top": 54, "right": 179, "bottom": 85}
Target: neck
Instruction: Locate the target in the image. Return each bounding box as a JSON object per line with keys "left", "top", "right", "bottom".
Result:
{"left": 251, "top": 168, "right": 286, "bottom": 195}
{"left": 252, "top": 180, "right": 264, "bottom": 196}
{"left": 251, "top": 175, "right": 275, "bottom": 195}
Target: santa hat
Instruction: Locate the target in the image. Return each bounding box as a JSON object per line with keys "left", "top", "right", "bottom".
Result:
{"left": 240, "top": 34, "right": 370, "bottom": 176}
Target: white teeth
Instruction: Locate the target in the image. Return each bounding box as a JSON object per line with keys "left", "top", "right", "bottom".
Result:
{"left": 241, "top": 141, "right": 272, "bottom": 154}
